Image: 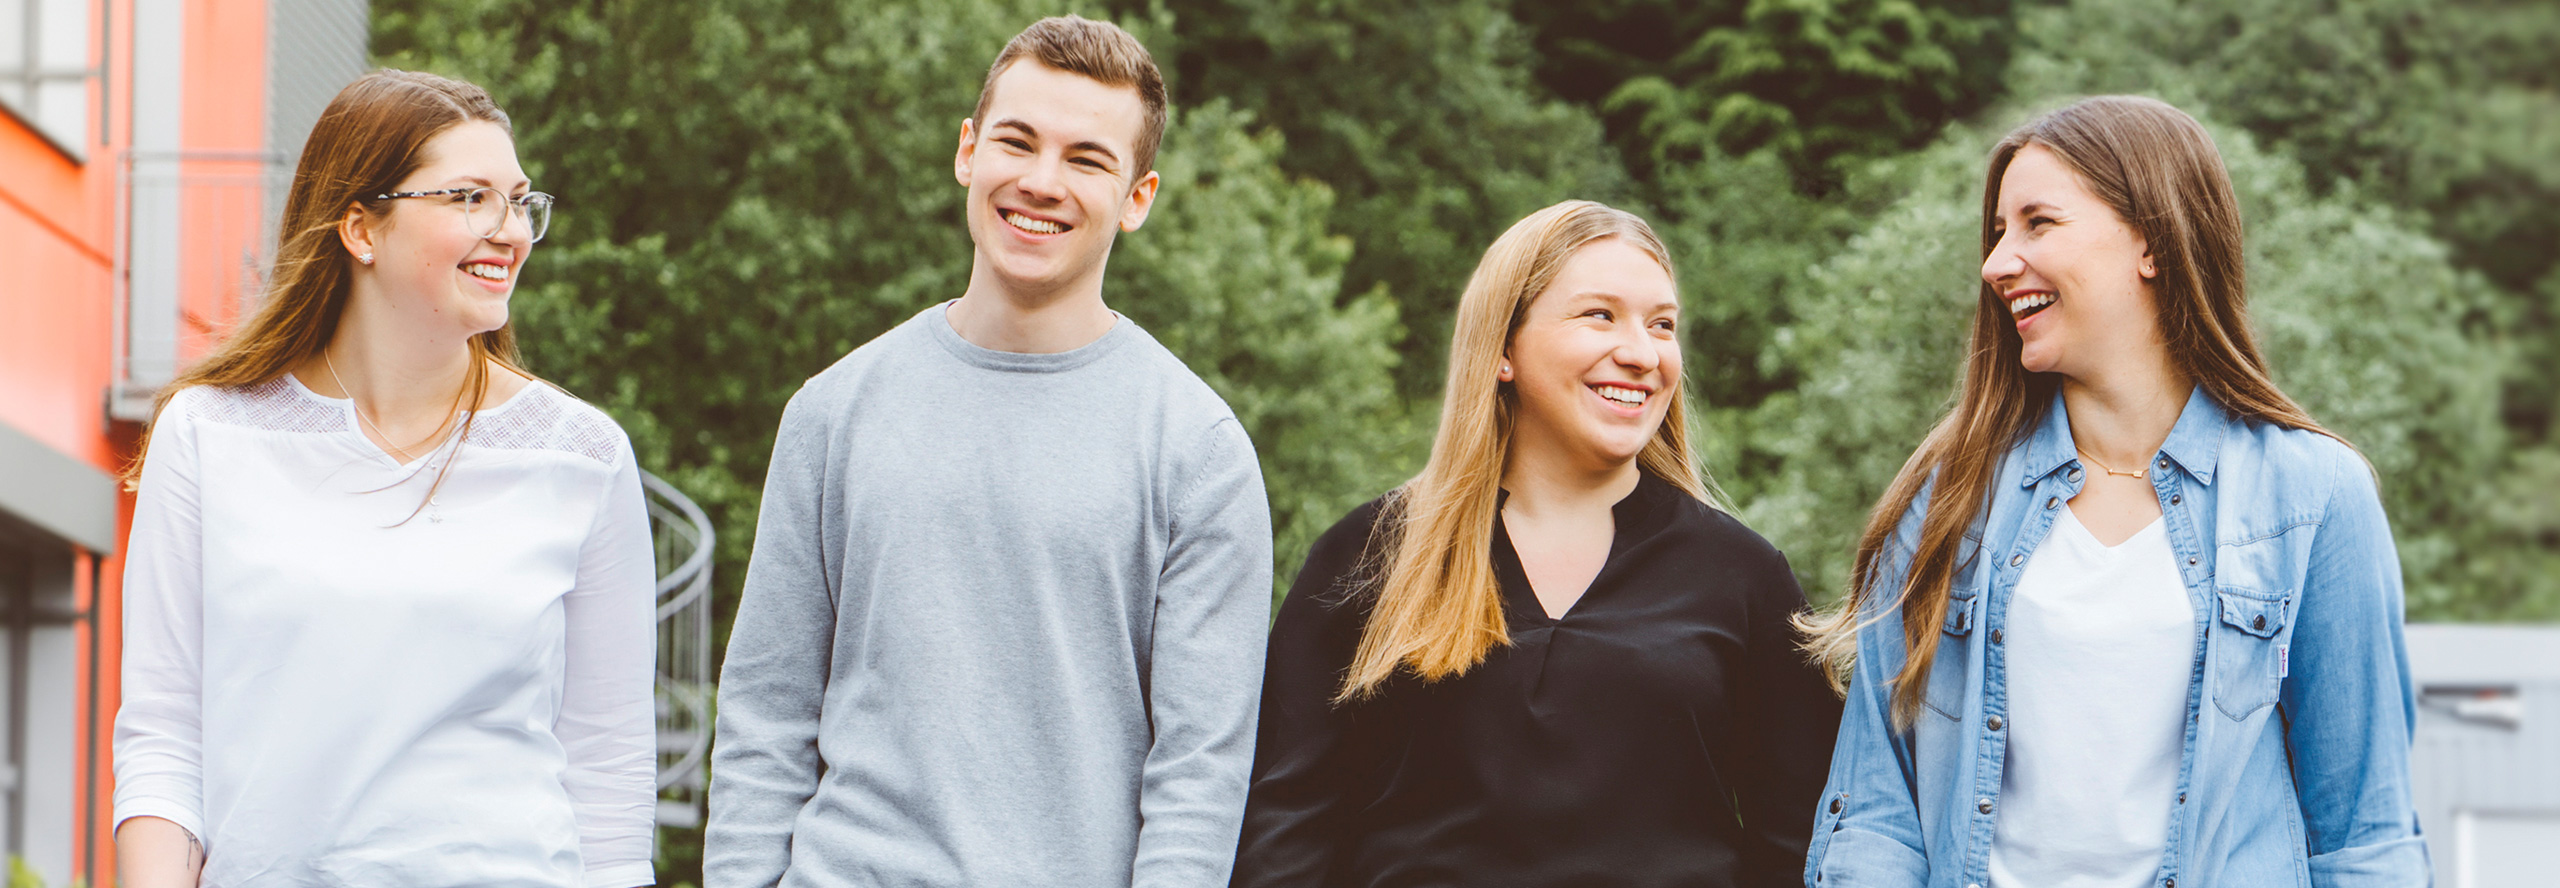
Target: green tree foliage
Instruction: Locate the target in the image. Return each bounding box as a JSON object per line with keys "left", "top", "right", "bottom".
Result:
{"left": 1135, "top": 0, "right": 1630, "bottom": 388}
{"left": 1515, "top": 0, "right": 2015, "bottom": 184}
{"left": 1737, "top": 118, "right": 2514, "bottom": 617}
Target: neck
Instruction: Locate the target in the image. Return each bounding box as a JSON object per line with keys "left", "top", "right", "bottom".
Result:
{"left": 300, "top": 287, "right": 480, "bottom": 418}
{"left": 1499, "top": 432, "right": 1643, "bottom": 519}
{"left": 948, "top": 258, "right": 1117, "bottom": 354}
{"left": 2060, "top": 352, "right": 2194, "bottom": 471}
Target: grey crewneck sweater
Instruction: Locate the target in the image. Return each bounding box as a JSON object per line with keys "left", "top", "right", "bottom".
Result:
{"left": 706, "top": 302, "right": 1272, "bottom": 888}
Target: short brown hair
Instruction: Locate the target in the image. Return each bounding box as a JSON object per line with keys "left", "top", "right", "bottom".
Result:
{"left": 972, "top": 15, "right": 1168, "bottom": 178}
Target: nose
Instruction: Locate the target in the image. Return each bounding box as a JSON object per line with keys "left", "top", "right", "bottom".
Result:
{"left": 1982, "top": 227, "right": 2025, "bottom": 288}
{"left": 1016, "top": 153, "right": 1069, "bottom": 203}
{"left": 1611, "top": 325, "right": 1661, "bottom": 374}
{"left": 489, "top": 204, "right": 531, "bottom": 246}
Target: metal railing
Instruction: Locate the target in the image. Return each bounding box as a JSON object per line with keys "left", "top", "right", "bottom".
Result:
{"left": 644, "top": 471, "right": 716, "bottom": 828}
{"left": 109, "top": 150, "right": 291, "bottom": 422}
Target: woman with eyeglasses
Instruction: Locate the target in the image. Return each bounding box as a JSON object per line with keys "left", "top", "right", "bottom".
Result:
{"left": 112, "top": 70, "right": 657, "bottom": 888}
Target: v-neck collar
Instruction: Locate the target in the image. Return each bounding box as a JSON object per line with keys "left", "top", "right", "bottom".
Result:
{"left": 1490, "top": 473, "right": 1675, "bottom": 625}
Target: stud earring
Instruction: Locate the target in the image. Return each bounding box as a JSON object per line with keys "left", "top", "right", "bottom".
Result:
{"left": 358, "top": 252, "right": 374, "bottom": 265}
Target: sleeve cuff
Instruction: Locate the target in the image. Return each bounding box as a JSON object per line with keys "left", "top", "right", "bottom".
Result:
{"left": 112, "top": 798, "right": 206, "bottom": 848}
{"left": 2308, "top": 835, "right": 2431, "bottom": 888}
{"left": 585, "top": 859, "right": 657, "bottom": 887}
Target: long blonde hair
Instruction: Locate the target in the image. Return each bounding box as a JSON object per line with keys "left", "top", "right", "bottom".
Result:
{"left": 1338, "top": 200, "right": 1716, "bottom": 703}
{"left": 1795, "top": 96, "right": 2346, "bottom": 729}
{"left": 127, "top": 71, "right": 533, "bottom": 507}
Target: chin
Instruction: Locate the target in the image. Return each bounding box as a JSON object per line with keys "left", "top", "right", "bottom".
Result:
{"left": 2016, "top": 344, "right": 2062, "bottom": 375}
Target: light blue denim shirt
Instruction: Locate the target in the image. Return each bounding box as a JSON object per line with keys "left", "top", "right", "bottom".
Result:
{"left": 1804, "top": 387, "right": 2428, "bottom": 888}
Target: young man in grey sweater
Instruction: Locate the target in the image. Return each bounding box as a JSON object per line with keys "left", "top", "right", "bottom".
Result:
{"left": 704, "top": 16, "right": 1272, "bottom": 888}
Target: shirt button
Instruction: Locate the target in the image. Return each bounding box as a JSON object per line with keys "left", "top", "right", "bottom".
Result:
{"left": 2253, "top": 615, "right": 2267, "bottom": 630}
{"left": 1987, "top": 715, "right": 2004, "bottom": 731}
{"left": 1991, "top": 628, "right": 2003, "bottom": 644}
{"left": 2044, "top": 496, "right": 2059, "bottom": 510}
{"left": 2166, "top": 879, "right": 2176, "bottom": 888}
{"left": 2010, "top": 553, "right": 2025, "bottom": 567}
{"left": 2159, "top": 457, "right": 2171, "bottom": 469}
{"left": 2170, "top": 494, "right": 2182, "bottom": 505}
{"left": 1977, "top": 798, "right": 1994, "bottom": 814}
{"left": 1829, "top": 797, "right": 1844, "bottom": 814}
{"left": 2177, "top": 792, "right": 2187, "bottom": 804}
{"left": 2188, "top": 556, "right": 2199, "bottom": 566}
{"left": 2067, "top": 467, "right": 2083, "bottom": 482}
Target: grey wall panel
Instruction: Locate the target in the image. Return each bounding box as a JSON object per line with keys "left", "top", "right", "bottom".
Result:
{"left": 266, "top": 0, "right": 369, "bottom": 173}
{"left": 0, "top": 421, "right": 116, "bottom": 555}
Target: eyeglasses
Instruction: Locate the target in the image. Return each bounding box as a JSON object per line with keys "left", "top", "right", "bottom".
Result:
{"left": 374, "top": 187, "right": 556, "bottom": 243}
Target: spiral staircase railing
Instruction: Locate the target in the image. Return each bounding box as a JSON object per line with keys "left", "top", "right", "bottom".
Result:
{"left": 643, "top": 471, "right": 714, "bottom": 828}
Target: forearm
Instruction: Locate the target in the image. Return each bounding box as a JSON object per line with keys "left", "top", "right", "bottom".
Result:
{"left": 115, "top": 816, "right": 204, "bottom": 888}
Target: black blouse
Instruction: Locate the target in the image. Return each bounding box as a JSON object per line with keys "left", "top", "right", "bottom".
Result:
{"left": 1232, "top": 473, "right": 1841, "bottom": 888}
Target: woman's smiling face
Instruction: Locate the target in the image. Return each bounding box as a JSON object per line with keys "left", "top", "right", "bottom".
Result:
{"left": 355, "top": 119, "right": 534, "bottom": 340}
{"left": 1502, "top": 237, "right": 1683, "bottom": 472}
{"left": 1982, "top": 142, "right": 2162, "bottom": 379}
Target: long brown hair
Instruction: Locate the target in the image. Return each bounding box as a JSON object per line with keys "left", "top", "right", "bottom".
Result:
{"left": 129, "top": 70, "right": 530, "bottom": 494}
{"left": 1798, "top": 96, "right": 2344, "bottom": 728}
{"left": 1338, "top": 200, "right": 1720, "bottom": 703}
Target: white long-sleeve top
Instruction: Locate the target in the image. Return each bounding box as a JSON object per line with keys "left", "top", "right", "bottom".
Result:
{"left": 114, "top": 374, "right": 659, "bottom": 888}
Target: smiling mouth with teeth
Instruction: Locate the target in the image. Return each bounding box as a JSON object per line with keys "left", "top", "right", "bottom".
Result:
{"left": 1594, "top": 385, "right": 1647, "bottom": 407}
{"left": 466, "top": 263, "right": 510, "bottom": 282}
{"left": 1000, "top": 209, "right": 1070, "bottom": 235}
{"left": 2007, "top": 291, "right": 2056, "bottom": 320}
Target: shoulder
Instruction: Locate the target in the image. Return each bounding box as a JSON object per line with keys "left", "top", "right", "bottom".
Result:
{"left": 1110, "top": 324, "right": 1261, "bottom": 478}
{"left": 2217, "top": 419, "right": 2378, "bottom": 541}
{"left": 1115, "top": 321, "right": 1243, "bottom": 426}
{"left": 789, "top": 309, "right": 940, "bottom": 416}
{"left": 465, "top": 383, "right": 633, "bottom": 469}
{"left": 1287, "top": 494, "right": 1398, "bottom": 614}
{"left": 1659, "top": 490, "right": 1800, "bottom": 597}
{"left": 173, "top": 376, "right": 345, "bottom": 434}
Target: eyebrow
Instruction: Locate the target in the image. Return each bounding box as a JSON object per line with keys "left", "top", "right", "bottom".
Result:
{"left": 441, "top": 175, "right": 532, "bottom": 193}
{"left": 989, "top": 118, "right": 1122, "bottom": 165}
{"left": 1565, "top": 289, "right": 1681, "bottom": 314}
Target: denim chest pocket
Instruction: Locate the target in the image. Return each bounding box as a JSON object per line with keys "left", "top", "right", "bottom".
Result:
{"left": 1922, "top": 592, "right": 1979, "bottom": 721}
{"left": 2211, "top": 534, "right": 2310, "bottom": 721}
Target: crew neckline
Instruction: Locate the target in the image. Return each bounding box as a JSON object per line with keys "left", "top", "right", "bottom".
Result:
{"left": 925, "top": 300, "right": 1133, "bottom": 373}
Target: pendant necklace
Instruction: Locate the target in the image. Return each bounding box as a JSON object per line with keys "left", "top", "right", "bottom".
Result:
{"left": 2075, "top": 446, "right": 2149, "bottom": 479}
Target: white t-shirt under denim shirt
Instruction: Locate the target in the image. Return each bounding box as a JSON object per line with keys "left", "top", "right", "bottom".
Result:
{"left": 1991, "top": 504, "right": 2195, "bottom": 888}
{"left": 113, "top": 375, "right": 659, "bottom": 888}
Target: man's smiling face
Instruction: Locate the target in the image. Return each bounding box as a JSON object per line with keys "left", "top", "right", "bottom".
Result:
{"left": 954, "top": 59, "right": 1159, "bottom": 303}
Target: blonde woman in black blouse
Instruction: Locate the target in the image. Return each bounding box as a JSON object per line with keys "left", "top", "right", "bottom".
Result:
{"left": 1232, "top": 200, "right": 1840, "bottom": 887}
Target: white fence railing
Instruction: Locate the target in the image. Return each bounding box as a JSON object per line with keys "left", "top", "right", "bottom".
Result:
{"left": 644, "top": 471, "right": 715, "bottom": 828}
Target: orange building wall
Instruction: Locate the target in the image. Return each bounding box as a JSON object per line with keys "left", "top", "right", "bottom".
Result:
{"left": 0, "top": 0, "right": 272, "bottom": 883}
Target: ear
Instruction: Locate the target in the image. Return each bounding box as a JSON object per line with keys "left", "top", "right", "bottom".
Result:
{"left": 2136, "top": 235, "right": 2158, "bottom": 280}
{"left": 954, "top": 118, "right": 978, "bottom": 188}
{"left": 337, "top": 201, "right": 378, "bottom": 266}
{"left": 1118, "top": 169, "right": 1161, "bottom": 233}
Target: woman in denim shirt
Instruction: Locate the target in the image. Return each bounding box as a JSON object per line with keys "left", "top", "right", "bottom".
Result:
{"left": 1797, "top": 96, "right": 2427, "bottom": 888}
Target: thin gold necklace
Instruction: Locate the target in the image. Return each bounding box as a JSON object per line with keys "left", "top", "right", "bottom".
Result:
{"left": 325, "top": 349, "right": 460, "bottom": 463}
{"left": 2075, "top": 446, "right": 2148, "bottom": 479}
